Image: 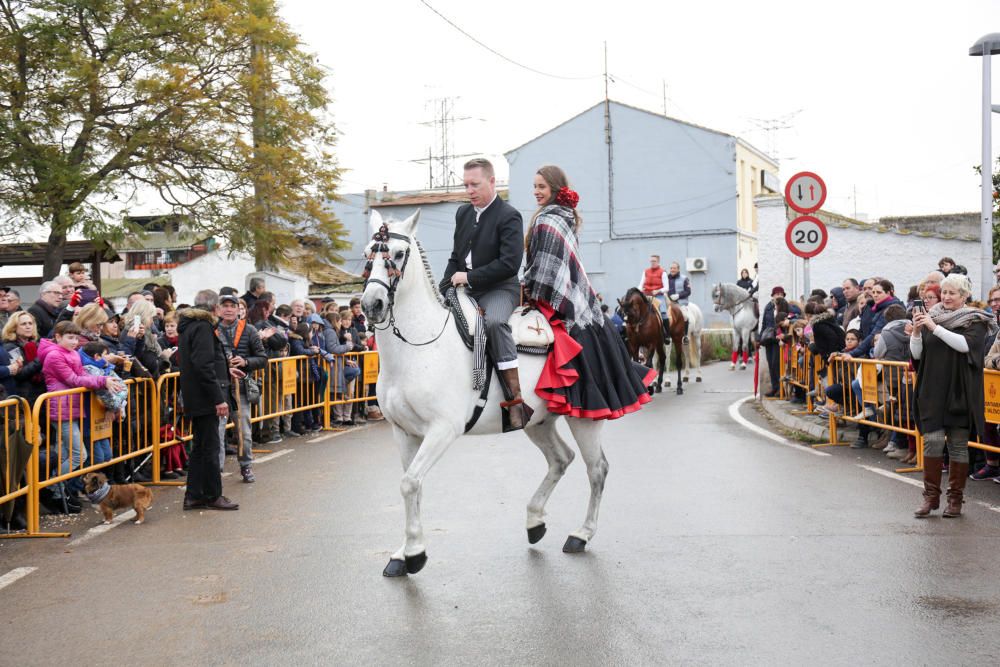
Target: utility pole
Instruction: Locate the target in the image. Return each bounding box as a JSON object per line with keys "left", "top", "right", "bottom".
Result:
{"left": 410, "top": 97, "right": 477, "bottom": 190}
{"left": 662, "top": 79, "right": 667, "bottom": 115}
{"left": 604, "top": 42, "right": 615, "bottom": 238}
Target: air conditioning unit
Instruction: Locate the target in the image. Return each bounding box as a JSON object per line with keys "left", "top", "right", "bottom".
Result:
{"left": 686, "top": 257, "right": 708, "bottom": 273}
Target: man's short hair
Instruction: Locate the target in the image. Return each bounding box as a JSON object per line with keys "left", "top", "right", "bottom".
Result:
{"left": 142, "top": 283, "right": 159, "bottom": 292}
{"left": 463, "top": 158, "right": 494, "bottom": 179}
{"left": 249, "top": 277, "right": 265, "bottom": 293}
{"left": 39, "top": 281, "right": 57, "bottom": 295}
{"left": 194, "top": 289, "right": 219, "bottom": 309}
{"left": 843, "top": 278, "right": 859, "bottom": 288}
{"left": 349, "top": 297, "right": 361, "bottom": 307}
{"left": 938, "top": 256, "right": 955, "bottom": 267}
{"left": 67, "top": 261, "right": 86, "bottom": 273}
{"left": 258, "top": 291, "right": 274, "bottom": 305}
{"left": 650, "top": 255, "right": 660, "bottom": 261}
{"left": 275, "top": 304, "right": 292, "bottom": 318}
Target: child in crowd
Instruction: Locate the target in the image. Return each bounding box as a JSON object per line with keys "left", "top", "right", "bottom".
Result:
{"left": 79, "top": 341, "right": 129, "bottom": 466}
{"left": 37, "top": 321, "right": 124, "bottom": 508}
{"left": 67, "top": 262, "right": 95, "bottom": 289}
{"left": 157, "top": 311, "right": 180, "bottom": 372}
{"left": 816, "top": 329, "right": 861, "bottom": 416}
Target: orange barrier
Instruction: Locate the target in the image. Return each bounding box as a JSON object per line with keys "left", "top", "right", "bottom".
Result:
{"left": 812, "top": 357, "right": 923, "bottom": 473}
{"left": 781, "top": 345, "right": 824, "bottom": 413}
{"left": 1, "top": 350, "right": 380, "bottom": 538}
{"left": 972, "top": 369, "right": 1000, "bottom": 456}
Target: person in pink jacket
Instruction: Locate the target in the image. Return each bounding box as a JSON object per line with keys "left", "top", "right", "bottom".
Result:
{"left": 38, "top": 321, "right": 124, "bottom": 506}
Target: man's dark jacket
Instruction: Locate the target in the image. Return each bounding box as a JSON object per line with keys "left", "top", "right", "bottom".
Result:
{"left": 178, "top": 307, "right": 227, "bottom": 416}
{"left": 439, "top": 197, "right": 523, "bottom": 294}
{"left": 27, "top": 300, "right": 60, "bottom": 339}
{"left": 215, "top": 319, "right": 267, "bottom": 372}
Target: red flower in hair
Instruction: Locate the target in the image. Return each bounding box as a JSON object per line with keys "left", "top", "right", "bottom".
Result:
{"left": 555, "top": 186, "right": 579, "bottom": 209}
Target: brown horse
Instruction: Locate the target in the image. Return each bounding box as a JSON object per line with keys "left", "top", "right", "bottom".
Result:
{"left": 662, "top": 300, "right": 687, "bottom": 393}
{"left": 620, "top": 287, "right": 677, "bottom": 394}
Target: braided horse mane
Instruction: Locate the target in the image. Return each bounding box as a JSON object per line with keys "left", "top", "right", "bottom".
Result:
{"left": 412, "top": 238, "right": 447, "bottom": 307}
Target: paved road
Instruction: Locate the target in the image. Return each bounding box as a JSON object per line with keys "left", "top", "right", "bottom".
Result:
{"left": 3, "top": 361, "right": 1000, "bottom": 665}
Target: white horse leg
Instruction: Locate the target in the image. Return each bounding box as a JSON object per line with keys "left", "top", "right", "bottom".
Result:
{"left": 523, "top": 417, "right": 575, "bottom": 544}
{"left": 384, "top": 421, "right": 459, "bottom": 577}
{"left": 563, "top": 419, "right": 608, "bottom": 553}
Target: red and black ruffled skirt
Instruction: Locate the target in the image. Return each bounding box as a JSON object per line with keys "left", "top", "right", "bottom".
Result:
{"left": 534, "top": 301, "right": 656, "bottom": 420}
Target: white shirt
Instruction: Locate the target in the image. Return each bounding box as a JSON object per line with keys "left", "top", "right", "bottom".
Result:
{"left": 465, "top": 193, "right": 498, "bottom": 269}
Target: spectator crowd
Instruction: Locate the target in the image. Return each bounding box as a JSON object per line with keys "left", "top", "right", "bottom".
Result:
{"left": 0, "top": 268, "right": 377, "bottom": 524}
{"left": 758, "top": 256, "right": 1000, "bottom": 517}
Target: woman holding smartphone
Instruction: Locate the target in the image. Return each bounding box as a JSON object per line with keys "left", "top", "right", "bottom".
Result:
{"left": 911, "top": 273, "right": 996, "bottom": 518}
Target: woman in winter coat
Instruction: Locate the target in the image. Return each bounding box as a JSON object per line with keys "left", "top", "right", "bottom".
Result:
{"left": 911, "top": 274, "right": 996, "bottom": 518}
{"left": 2, "top": 311, "right": 45, "bottom": 404}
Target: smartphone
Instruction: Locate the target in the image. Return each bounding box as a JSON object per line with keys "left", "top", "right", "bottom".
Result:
{"left": 8, "top": 348, "right": 22, "bottom": 364}
{"left": 912, "top": 299, "right": 924, "bottom": 312}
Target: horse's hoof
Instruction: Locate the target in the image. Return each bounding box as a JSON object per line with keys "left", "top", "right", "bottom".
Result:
{"left": 383, "top": 559, "right": 408, "bottom": 577}
{"left": 696, "top": 377, "right": 702, "bottom": 382}
{"left": 405, "top": 551, "right": 428, "bottom": 574}
{"left": 527, "top": 523, "right": 547, "bottom": 544}
{"left": 729, "top": 364, "right": 735, "bottom": 371}
{"left": 562, "top": 536, "right": 587, "bottom": 553}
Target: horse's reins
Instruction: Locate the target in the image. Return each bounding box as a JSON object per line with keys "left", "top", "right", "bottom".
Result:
{"left": 363, "top": 223, "right": 452, "bottom": 346}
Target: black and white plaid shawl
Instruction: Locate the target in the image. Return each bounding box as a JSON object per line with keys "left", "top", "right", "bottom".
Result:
{"left": 524, "top": 205, "right": 602, "bottom": 330}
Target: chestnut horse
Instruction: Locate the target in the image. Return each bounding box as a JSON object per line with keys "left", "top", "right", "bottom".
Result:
{"left": 620, "top": 287, "right": 681, "bottom": 394}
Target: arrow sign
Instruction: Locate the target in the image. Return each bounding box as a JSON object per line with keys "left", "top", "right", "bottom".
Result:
{"left": 784, "top": 172, "right": 827, "bottom": 214}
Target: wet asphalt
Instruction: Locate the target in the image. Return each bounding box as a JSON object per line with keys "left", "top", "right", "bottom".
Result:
{"left": 3, "top": 361, "right": 1000, "bottom": 665}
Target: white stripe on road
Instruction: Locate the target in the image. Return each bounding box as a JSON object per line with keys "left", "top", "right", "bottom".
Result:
{"left": 727, "top": 396, "right": 830, "bottom": 457}
{"left": 975, "top": 501, "right": 1000, "bottom": 514}
{"left": 0, "top": 567, "right": 37, "bottom": 591}
{"left": 67, "top": 510, "right": 137, "bottom": 547}
{"left": 857, "top": 464, "right": 923, "bottom": 488}
{"left": 251, "top": 449, "right": 293, "bottom": 464}
{"left": 306, "top": 427, "right": 364, "bottom": 443}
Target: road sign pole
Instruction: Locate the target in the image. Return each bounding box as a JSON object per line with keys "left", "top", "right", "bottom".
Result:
{"left": 803, "top": 257, "right": 810, "bottom": 299}
{"left": 981, "top": 49, "right": 993, "bottom": 300}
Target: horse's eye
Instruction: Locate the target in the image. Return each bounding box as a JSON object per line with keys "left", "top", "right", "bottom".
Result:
{"left": 394, "top": 251, "right": 404, "bottom": 261}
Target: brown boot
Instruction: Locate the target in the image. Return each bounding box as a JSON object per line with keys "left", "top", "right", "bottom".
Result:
{"left": 499, "top": 368, "right": 534, "bottom": 433}
{"left": 914, "top": 457, "right": 943, "bottom": 518}
{"left": 942, "top": 461, "right": 969, "bottom": 518}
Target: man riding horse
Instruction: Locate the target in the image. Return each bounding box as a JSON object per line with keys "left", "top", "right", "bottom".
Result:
{"left": 639, "top": 256, "right": 691, "bottom": 343}
{"left": 438, "top": 158, "right": 531, "bottom": 432}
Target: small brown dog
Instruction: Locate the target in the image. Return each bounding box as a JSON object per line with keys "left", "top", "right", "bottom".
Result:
{"left": 82, "top": 472, "right": 153, "bottom": 525}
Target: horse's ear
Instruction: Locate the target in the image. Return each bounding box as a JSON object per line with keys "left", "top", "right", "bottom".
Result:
{"left": 369, "top": 208, "right": 384, "bottom": 235}
{"left": 398, "top": 209, "right": 420, "bottom": 237}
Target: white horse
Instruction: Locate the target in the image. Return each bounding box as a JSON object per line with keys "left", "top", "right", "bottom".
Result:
{"left": 711, "top": 283, "right": 757, "bottom": 370}
{"left": 663, "top": 302, "right": 704, "bottom": 386}
{"left": 360, "top": 209, "right": 609, "bottom": 577}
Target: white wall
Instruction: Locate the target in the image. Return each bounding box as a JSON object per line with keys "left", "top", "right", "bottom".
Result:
{"left": 756, "top": 194, "right": 981, "bottom": 301}
{"left": 167, "top": 250, "right": 308, "bottom": 305}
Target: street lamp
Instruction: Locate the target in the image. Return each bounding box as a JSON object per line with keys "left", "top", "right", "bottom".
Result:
{"left": 970, "top": 33, "right": 1000, "bottom": 298}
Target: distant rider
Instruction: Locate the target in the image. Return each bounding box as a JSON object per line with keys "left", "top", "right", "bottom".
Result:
{"left": 665, "top": 261, "right": 692, "bottom": 342}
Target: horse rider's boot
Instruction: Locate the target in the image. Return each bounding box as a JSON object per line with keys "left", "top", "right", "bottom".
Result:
{"left": 942, "top": 461, "right": 969, "bottom": 518}
{"left": 500, "top": 368, "right": 534, "bottom": 433}
{"left": 682, "top": 319, "right": 690, "bottom": 345}
{"left": 914, "top": 457, "right": 943, "bottom": 518}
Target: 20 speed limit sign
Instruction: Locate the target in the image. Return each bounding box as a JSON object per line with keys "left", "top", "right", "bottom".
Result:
{"left": 785, "top": 215, "right": 828, "bottom": 259}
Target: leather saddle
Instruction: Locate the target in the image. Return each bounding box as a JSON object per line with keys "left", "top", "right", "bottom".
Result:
{"left": 453, "top": 289, "right": 553, "bottom": 348}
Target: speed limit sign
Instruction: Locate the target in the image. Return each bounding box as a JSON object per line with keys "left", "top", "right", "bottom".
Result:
{"left": 785, "top": 215, "right": 828, "bottom": 259}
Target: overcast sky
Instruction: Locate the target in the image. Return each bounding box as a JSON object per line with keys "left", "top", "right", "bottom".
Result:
{"left": 279, "top": 0, "right": 1000, "bottom": 221}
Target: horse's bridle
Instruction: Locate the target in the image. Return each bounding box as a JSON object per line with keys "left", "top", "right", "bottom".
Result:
{"left": 362, "top": 223, "right": 451, "bottom": 346}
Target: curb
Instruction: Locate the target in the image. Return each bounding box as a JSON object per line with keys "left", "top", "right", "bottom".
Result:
{"left": 758, "top": 398, "right": 831, "bottom": 441}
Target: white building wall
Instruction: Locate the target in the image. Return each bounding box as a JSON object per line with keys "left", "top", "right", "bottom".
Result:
{"left": 756, "top": 195, "right": 981, "bottom": 301}
{"left": 166, "top": 250, "right": 308, "bottom": 305}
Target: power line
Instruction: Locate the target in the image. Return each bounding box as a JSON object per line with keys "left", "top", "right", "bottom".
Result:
{"left": 418, "top": 1, "right": 600, "bottom": 81}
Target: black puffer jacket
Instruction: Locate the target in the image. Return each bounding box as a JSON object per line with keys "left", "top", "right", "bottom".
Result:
{"left": 178, "top": 307, "right": 228, "bottom": 416}
{"left": 808, "top": 311, "right": 846, "bottom": 358}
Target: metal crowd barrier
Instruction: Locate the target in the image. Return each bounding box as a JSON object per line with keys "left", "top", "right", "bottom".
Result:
{"left": 813, "top": 357, "right": 923, "bottom": 473}
{"left": 973, "top": 369, "right": 1000, "bottom": 457}
{"left": 0, "top": 350, "right": 380, "bottom": 538}
{"left": 780, "top": 345, "right": 823, "bottom": 413}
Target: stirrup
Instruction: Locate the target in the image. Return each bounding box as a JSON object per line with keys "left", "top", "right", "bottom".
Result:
{"left": 501, "top": 398, "right": 534, "bottom": 433}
